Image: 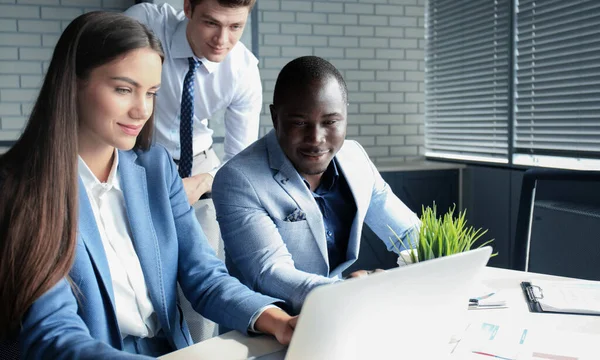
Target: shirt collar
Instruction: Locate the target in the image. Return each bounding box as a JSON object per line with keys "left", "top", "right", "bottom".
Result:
{"left": 170, "top": 18, "right": 220, "bottom": 74}
{"left": 302, "top": 158, "right": 340, "bottom": 192}
{"left": 78, "top": 149, "right": 121, "bottom": 196}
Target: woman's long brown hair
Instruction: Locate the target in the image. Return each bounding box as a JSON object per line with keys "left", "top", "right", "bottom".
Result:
{"left": 0, "top": 11, "right": 164, "bottom": 339}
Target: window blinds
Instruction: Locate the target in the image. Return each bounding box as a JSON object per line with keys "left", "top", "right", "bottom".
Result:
{"left": 425, "top": 0, "right": 511, "bottom": 163}
{"left": 514, "top": 0, "right": 600, "bottom": 168}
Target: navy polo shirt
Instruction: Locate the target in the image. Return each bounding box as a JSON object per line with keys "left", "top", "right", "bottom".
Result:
{"left": 303, "top": 159, "right": 357, "bottom": 270}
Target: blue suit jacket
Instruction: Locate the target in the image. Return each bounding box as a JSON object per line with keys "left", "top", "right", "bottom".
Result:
{"left": 212, "top": 130, "right": 420, "bottom": 313}
{"left": 19, "top": 146, "right": 279, "bottom": 359}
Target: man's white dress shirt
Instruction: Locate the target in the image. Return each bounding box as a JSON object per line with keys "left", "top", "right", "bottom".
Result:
{"left": 78, "top": 152, "right": 159, "bottom": 339}
{"left": 125, "top": 3, "right": 262, "bottom": 176}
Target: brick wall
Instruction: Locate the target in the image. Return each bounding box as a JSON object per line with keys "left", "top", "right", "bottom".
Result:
{"left": 0, "top": 0, "right": 135, "bottom": 151}
{"left": 257, "top": 0, "right": 426, "bottom": 165}
{"left": 0, "top": 0, "right": 426, "bottom": 164}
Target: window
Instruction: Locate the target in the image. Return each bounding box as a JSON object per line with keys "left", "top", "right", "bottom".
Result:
{"left": 425, "top": 0, "right": 600, "bottom": 170}
{"left": 425, "top": 0, "right": 511, "bottom": 164}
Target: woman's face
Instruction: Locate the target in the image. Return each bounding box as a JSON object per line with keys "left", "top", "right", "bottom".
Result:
{"left": 77, "top": 47, "right": 162, "bottom": 156}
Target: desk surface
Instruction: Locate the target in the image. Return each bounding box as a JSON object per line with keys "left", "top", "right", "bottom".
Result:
{"left": 161, "top": 267, "right": 600, "bottom": 360}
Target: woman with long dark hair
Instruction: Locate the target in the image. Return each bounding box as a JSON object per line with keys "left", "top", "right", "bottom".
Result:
{"left": 0, "top": 11, "right": 295, "bottom": 359}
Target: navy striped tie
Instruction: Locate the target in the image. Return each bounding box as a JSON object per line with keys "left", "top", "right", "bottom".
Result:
{"left": 178, "top": 57, "right": 201, "bottom": 178}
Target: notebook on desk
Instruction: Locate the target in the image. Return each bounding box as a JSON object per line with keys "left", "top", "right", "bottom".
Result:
{"left": 277, "top": 246, "right": 493, "bottom": 360}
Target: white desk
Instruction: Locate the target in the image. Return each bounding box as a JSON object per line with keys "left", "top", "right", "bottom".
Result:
{"left": 161, "top": 267, "right": 600, "bottom": 360}
{"left": 465, "top": 267, "right": 600, "bottom": 335}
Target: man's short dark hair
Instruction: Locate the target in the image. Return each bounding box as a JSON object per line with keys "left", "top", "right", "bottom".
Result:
{"left": 189, "top": 0, "right": 256, "bottom": 11}
{"left": 273, "top": 56, "right": 348, "bottom": 106}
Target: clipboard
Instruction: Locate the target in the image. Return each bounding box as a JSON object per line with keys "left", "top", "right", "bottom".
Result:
{"left": 521, "top": 281, "right": 600, "bottom": 316}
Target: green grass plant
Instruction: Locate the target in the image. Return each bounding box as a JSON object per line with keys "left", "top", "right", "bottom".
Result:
{"left": 389, "top": 204, "right": 495, "bottom": 264}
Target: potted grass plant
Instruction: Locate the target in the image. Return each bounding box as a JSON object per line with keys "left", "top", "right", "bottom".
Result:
{"left": 389, "top": 204, "right": 495, "bottom": 266}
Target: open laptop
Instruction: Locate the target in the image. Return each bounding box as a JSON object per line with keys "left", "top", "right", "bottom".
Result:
{"left": 277, "top": 246, "right": 493, "bottom": 360}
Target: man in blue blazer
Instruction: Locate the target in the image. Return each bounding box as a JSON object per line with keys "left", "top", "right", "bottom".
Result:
{"left": 212, "top": 56, "right": 421, "bottom": 314}
{"left": 19, "top": 146, "right": 294, "bottom": 359}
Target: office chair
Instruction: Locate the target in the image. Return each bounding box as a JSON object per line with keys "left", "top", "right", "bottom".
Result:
{"left": 513, "top": 168, "right": 600, "bottom": 280}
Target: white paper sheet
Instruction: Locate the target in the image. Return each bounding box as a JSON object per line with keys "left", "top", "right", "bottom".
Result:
{"left": 532, "top": 280, "right": 600, "bottom": 315}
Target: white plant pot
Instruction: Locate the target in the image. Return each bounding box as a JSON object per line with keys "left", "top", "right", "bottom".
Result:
{"left": 397, "top": 249, "right": 418, "bottom": 267}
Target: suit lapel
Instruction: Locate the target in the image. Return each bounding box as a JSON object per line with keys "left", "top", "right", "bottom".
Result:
{"left": 117, "top": 150, "right": 170, "bottom": 332}
{"left": 334, "top": 143, "right": 371, "bottom": 264}
{"left": 267, "top": 131, "right": 330, "bottom": 268}
{"left": 78, "top": 179, "right": 116, "bottom": 306}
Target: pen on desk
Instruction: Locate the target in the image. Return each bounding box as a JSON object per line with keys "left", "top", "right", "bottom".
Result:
{"left": 469, "top": 292, "right": 496, "bottom": 304}
{"left": 472, "top": 351, "right": 514, "bottom": 360}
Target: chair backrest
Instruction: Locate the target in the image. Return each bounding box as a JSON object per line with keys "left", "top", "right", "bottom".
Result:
{"left": 0, "top": 338, "right": 20, "bottom": 360}
{"left": 513, "top": 168, "right": 600, "bottom": 280}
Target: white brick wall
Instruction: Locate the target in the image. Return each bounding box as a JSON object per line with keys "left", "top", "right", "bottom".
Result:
{"left": 0, "top": 0, "right": 426, "bottom": 164}
{"left": 0, "top": 0, "right": 134, "bottom": 146}
{"left": 257, "top": 0, "right": 426, "bottom": 164}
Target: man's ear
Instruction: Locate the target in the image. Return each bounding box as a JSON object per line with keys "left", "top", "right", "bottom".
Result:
{"left": 183, "top": 0, "right": 193, "bottom": 19}
{"left": 269, "top": 104, "right": 277, "bottom": 130}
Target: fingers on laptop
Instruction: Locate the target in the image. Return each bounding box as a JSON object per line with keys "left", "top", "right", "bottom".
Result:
{"left": 346, "top": 269, "right": 384, "bottom": 279}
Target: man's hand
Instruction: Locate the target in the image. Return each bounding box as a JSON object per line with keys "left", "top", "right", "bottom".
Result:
{"left": 346, "top": 268, "right": 385, "bottom": 279}
{"left": 181, "top": 173, "right": 213, "bottom": 205}
{"left": 254, "top": 307, "right": 298, "bottom": 345}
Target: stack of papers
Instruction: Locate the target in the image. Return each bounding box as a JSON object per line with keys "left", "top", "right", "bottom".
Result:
{"left": 532, "top": 280, "right": 600, "bottom": 315}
